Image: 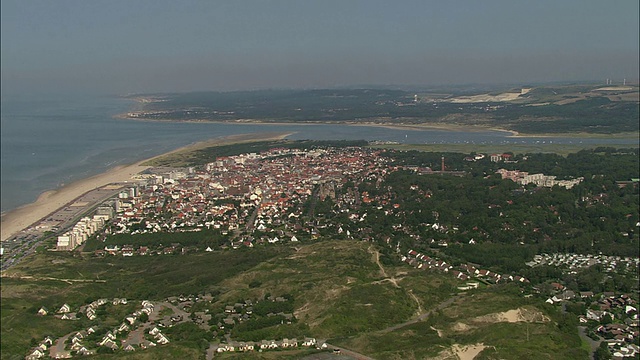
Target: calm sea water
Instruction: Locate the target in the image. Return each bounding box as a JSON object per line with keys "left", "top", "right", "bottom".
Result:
{"left": 1, "top": 94, "right": 637, "bottom": 213}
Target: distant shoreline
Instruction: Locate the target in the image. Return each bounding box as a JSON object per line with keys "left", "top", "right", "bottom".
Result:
{"left": 114, "top": 114, "right": 640, "bottom": 140}
{"left": 0, "top": 132, "right": 293, "bottom": 242}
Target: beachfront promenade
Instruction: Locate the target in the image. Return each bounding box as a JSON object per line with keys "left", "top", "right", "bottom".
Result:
{"left": 0, "top": 182, "right": 137, "bottom": 270}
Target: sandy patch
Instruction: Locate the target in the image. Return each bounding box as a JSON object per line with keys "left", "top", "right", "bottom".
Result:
{"left": 471, "top": 307, "right": 550, "bottom": 324}
{"left": 447, "top": 92, "right": 522, "bottom": 103}
{"left": 431, "top": 343, "right": 487, "bottom": 360}
{"left": 452, "top": 322, "right": 474, "bottom": 332}
{"left": 593, "top": 86, "right": 633, "bottom": 91}
{"left": 452, "top": 343, "right": 487, "bottom": 360}
{"left": 430, "top": 326, "right": 443, "bottom": 338}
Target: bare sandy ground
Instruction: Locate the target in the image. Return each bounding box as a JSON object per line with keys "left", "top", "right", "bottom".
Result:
{"left": 471, "top": 307, "right": 550, "bottom": 324}
{"left": 452, "top": 343, "right": 487, "bottom": 360}
{"left": 433, "top": 343, "right": 487, "bottom": 360}
{"left": 447, "top": 92, "right": 523, "bottom": 103}
{"left": 0, "top": 132, "right": 292, "bottom": 242}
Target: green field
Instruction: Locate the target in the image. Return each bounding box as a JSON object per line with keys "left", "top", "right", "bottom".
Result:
{"left": 335, "top": 286, "right": 587, "bottom": 359}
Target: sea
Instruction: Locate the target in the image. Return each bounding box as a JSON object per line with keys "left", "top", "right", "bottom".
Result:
{"left": 1, "top": 94, "right": 638, "bottom": 213}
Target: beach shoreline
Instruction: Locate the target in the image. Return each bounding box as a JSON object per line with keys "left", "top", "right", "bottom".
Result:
{"left": 0, "top": 132, "right": 293, "bottom": 242}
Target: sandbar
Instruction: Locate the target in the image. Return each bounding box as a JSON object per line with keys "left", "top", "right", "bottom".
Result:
{"left": 0, "top": 132, "right": 292, "bottom": 242}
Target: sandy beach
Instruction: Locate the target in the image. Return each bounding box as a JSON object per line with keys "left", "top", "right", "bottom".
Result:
{"left": 0, "top": 132, "right": 292, "bottom": 242}
{"left": 0, "top": 163, "right": 150, "bottom": 242}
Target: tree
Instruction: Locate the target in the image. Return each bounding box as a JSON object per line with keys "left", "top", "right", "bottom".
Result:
{"left": 139, "top": 312, "right": 149, "bottom": 323}
{"left": 594, "top": 341, "right": 612, "bottom": 360}
{"left": 600, "top": 313, "right": 613, "bottom": 325}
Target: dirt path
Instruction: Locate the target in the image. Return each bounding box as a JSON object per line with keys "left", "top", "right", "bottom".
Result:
{"left": 378, "top": 294, "right": 461, "bottom": 334}
{"left": 1, "top": 273, "right": 106, "bottom": 284}
{"left": 368, "top": 246, "right": 399, "bottom": 288}
{"left": 409, "top": 289, "right": 423, "bottom": 314}
{"left": 368, "top": 246, "right": 424, "bottom": 315}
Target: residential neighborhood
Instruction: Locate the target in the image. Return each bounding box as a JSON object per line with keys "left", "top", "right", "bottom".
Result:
{"left": 26, "top": 293, "right": 331, "bottom": 359}
{"left": 10, "top": 144, "right": 639, "bottom": 360}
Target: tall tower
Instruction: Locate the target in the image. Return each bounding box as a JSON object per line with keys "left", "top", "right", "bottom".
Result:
{"left": 441, "top": 156, "right": 445, "bottom": 172}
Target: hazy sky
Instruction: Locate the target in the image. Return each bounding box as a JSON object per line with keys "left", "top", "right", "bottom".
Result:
{"left": 2, "top": 0, "right": 638, "bottom": 95}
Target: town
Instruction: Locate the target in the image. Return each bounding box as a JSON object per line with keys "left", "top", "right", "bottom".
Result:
{"left": 6, "top": 143, "right": 639, "bottom": 359}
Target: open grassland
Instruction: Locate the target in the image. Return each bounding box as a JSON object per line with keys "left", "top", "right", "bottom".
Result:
{"left": 335, "top": 285, "right": 587, "bottom": 359}
{"left": 211, "top": 240, "right": 460, "bottom": 339}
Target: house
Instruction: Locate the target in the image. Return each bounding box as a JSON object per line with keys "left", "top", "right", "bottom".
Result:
{"left": 42, "top": 336, "right": 54, "bottom": 346}
{"left": 117, "top": 322, "right": 130, "bottom": 333}
{"left": 587, "top": 310, "right": 604, "bottom": 321}
{"left": 122, "top": 246, "right": 134, "bottom": 256}
{"left": 37, "top": 307, "right": 48, "bottom": 316}
{"left": 57, "top": 304, "right": 71, "bottom": 314}
{"left": 580, "top": 291, "right": 594, "bottom": 298}
{"left": 60, "top": 313, "right": 77, "bottom": 320}
{"left": 25, "top": 348, "right": 46, "bottom": 360}
{"left": 258, "top": 339, "right": 279, "bottom": 350}
{"left": 155, "top": 333, "right": 170, "bottom": 345}
{"left": 101, "top": 339, "right": 119, "bottom": 350}
{"left": 490, "top": 154, "right": 503, "bottom": 162}
{"left": 234, "top": 341, "right": 252, "bottom": 351}
{"left": 76, "top": 347, "right": 94, "bottom": 356}
{"left": 550, "top": 282, "right": 565, "bottom": 291}
{"left": 302, "top": 337, "right": 316, "bottom": 347}
{"left": 217, "top": 343, "right": 235, "bottom": 352}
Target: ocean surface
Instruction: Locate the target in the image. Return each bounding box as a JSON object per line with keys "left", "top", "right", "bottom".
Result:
{"left": 1, "top": 94, "right": 638, "bottom": 213}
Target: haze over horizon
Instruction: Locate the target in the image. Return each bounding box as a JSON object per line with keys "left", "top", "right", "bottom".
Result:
{"left": 1, "top": 0, "right": 639, "bottom": 96}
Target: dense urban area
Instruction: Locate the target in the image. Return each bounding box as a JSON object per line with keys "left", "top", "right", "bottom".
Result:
{"left": 2, "top": 140, "right": 639, "bottom": 360}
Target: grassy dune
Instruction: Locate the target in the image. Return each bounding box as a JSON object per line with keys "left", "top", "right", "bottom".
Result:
{"left": 2, "top": 240, "right": 585, "bottom": 359}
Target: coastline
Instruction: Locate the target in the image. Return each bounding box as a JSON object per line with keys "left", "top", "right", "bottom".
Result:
{"left": 115, "top": 113, "right": 518, "bottom": 135}
{"left": 0, "top": 132, "right": 293, "bottom": 242}
{"left": 115, "top": 114, "right": 640, "bottom": 140}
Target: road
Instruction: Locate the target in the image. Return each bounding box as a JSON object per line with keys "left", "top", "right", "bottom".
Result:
{"left": 50, "top": 333, "right": 72, "bottom": 359}
{"left": 578, "top": 326, "right": 602, "bottom": 360}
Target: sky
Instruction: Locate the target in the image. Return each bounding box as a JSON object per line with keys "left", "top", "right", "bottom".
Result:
{"left": 1, "top": 0, "right": 639, "bottom": 95}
